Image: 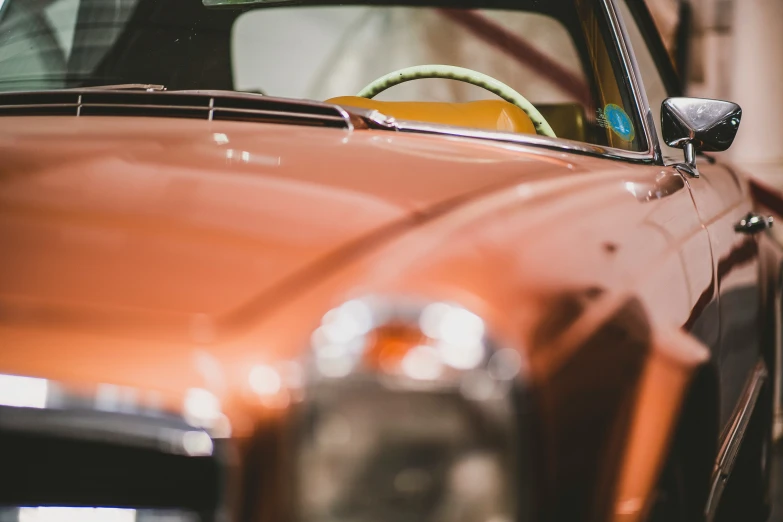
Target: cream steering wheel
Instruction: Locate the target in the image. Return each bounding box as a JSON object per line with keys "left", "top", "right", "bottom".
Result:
{"left": 358, "top": 64, "right": 556, "bottom": 138}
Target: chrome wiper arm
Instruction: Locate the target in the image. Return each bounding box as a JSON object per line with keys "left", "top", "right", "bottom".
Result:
{"left": 79, "top": 84, "right": 167, "bottom": 92}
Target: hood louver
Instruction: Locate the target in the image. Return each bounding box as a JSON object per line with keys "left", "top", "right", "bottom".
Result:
{"left": 0, "top": 90, "right": 354, "bottom": 129}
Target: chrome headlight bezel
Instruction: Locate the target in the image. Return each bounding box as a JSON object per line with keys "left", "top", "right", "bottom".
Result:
{"left": 291, "top": 295, "right": 533, "bottom": 522}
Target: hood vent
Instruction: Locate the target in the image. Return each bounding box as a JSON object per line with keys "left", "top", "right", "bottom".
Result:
{"left": 0, "top": 90, "right": 354, "bottom": 129}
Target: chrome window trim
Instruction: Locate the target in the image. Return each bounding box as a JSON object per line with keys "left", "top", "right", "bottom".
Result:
{"left": 392, "top": 119, "right": 654, "bottom": 163}
{"left": 349, "top": 107, "right": 656, "bottom": 164}
{"left": 704, "top": 359, "right": 769, "bottom": 522}
{"left": 602, "top": 0, "right": 663, "bottom": 164}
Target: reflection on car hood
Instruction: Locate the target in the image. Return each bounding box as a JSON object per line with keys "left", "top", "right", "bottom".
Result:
{"left": 0, "top": 116, "right": 577, "bottom": 337}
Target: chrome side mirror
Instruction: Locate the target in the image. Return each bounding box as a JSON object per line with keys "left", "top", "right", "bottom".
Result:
{"left": 661, "top": 97, "right": 742, "bottom": 178}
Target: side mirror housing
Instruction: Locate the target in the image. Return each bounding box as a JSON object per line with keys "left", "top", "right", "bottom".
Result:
{"left": 661, "top": 97, "right": 742, "bottom": 177}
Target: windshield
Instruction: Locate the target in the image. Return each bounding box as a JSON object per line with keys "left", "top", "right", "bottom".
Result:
{"left": 0, "top": 0, "right": 648, "bottom": 153}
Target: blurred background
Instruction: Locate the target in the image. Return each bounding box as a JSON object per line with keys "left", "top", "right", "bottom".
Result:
{"left": 646, "top": 0, "right": 782, "bottom": 177}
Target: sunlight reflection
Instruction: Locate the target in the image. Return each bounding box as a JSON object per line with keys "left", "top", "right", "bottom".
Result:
{"left": 18, "top": 507, "right": 136, "bottom": 522}
{"left": 0, "top": 374, "right": 48, "bottom": 409}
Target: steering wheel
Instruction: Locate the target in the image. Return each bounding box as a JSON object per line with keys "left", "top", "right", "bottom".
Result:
{"left": 358, "top": 65, "right": 556, "bottom": 138}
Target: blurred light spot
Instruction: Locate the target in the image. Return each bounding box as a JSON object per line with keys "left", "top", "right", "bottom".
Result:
{"left": 213, "top": 133, "right": 229, "bottom": 145}
{"left": 449, "top": 452, "right": 503, "bottom": 499}
{"left": 394, "top": 468, "right": 431, "bottom": 494}
{"left": 516, "top": 184, "right": 533, "bottom": 198}
{"left": 248, "top": 365, "right": 282, "bottom": 396}
{"left": 18, "top": 507, "right": 136, "bottom": 522}
{"left": 320, "top": 299, "right": 373, "bottom": 345}
{"left": 183, "top": 388, "right": 221, "bottom": 429}
{"left": 0, "top": 374, "right": 47, "bottom": 409}
{"left": 488, "top": 349, "right": 522, "bottom": 381}
{"left": 420, "top": 303, "right": 485, "bottom": 347}
{"left": 182, "top": 430, "right": 214, "bottom": 457}
{"left": 212, "top": 413, "right": 233, "bottom": 439}
{"left": 419, "top": 302, "right": 451, "bottom": 338}
{"left": 624, "top": 181, "right": 637, "bottom": 197}
{"left": 487, "top": 517, "right": 513, "bottom": 522}
{"left": 254, "top": 155, "right": 282, "bottom": 166}
{"left": 420, "top": 303, "right": 485, "bottom": 370}
{"left": 439, "top": 340, "right": 484, "bottom": 370}
{"left": 401, "top": 345, "right": 443, "bottom": 381}
{"left": 616, "top": 497, "right": 643, "bottom": 515}
{"left": 313, "top": 340, "right": 350, "bottom": 360}
{"left": 241, "top": 151, "right": 250, "bottom": 163}
{"left": 312, "top": 301, "right": 375, "bottom": 379}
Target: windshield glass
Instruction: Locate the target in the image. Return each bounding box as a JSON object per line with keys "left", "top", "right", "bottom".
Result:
{"left": 0, "top": 0, "right": 647, "bottom": 153}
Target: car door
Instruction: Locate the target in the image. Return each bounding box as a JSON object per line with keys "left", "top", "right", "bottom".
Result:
{"left": 617, "top": 0, "right": 762, "bottom": 430}
{"left": 687, "top": 163, "right": 763, "bottom": 426}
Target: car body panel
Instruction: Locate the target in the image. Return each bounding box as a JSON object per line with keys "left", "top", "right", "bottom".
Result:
{"left": 685, "top": 162, "right": 763, "bottom": 429}
{"left": 0, "top": 0, "right": 774, "bottom": 519}
{"left": 0, "top": 117, "right": 720, "bottom": 520}
{"left": 0, "top": 116, "right": 579, "bottom": 332}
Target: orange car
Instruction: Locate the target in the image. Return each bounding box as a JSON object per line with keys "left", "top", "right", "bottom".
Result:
{"left": 0, "top": 0, "right": 778, "bottom": 522}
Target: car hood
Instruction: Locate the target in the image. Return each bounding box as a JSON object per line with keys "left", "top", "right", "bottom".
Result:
{"left": 0, "top": 116, "right": 577, "bottom": 338}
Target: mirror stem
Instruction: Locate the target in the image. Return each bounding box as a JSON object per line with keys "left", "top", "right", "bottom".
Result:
{"left": 675, "top": 141, "right": 699, "bottom": 178}
{"left": 684, "top": 141, "right": 696, "bottom": 168}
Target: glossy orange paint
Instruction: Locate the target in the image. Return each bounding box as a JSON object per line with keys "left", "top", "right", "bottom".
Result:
{"left": 0, "top": 115, "right": 727, "bottom": 521}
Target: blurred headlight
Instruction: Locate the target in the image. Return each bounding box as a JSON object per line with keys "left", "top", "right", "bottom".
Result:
{"left": 297, "top": 297, "right": 527, "bottom": 522}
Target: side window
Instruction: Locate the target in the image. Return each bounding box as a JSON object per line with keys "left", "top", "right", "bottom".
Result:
{"left": 617, "top": 1, "right": 682, "bottom": 161}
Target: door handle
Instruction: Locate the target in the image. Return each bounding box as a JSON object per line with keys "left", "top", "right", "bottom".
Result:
{"left": 734, "top": 213, "right": 774, "bottom": 234}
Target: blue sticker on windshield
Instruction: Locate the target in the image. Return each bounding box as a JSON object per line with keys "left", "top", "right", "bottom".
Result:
{"left": 604, "top": 104, "right": 635, "bottom": 141}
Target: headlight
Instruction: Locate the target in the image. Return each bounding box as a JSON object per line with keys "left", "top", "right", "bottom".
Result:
{"left": 295, "top": 297, "right": 528, "bottom": 522}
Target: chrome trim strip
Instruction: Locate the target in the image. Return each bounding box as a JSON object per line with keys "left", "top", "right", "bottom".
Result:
{"left": 346, "top": 108, "right": 655, "bottom": 163}
{"left": 775, "top": 270, "right": 783, "bottom": 441}
{"left": 394, "top": 120, "right": 654, "bottom": 162}
{"left": 705, "top": 360, "right": 768, "bottom": 522}
{"left": 0, "top": 405, "right": 214, "bottom": 457}
{"left": 603, "top": 0, "right": 661, "bottom": 164}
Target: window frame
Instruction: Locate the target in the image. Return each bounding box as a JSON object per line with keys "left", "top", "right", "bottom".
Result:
{"left": 601, "top": 0, "right": 665, "bottom": 164}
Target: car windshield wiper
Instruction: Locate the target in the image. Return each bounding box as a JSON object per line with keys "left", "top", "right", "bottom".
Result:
{"left": 79, "top": 84, "right": 167, "bottom": 92}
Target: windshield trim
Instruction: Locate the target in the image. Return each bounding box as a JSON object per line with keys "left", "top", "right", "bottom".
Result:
{"left": 348, "top": 106, "right": 656, "bottom": 164}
